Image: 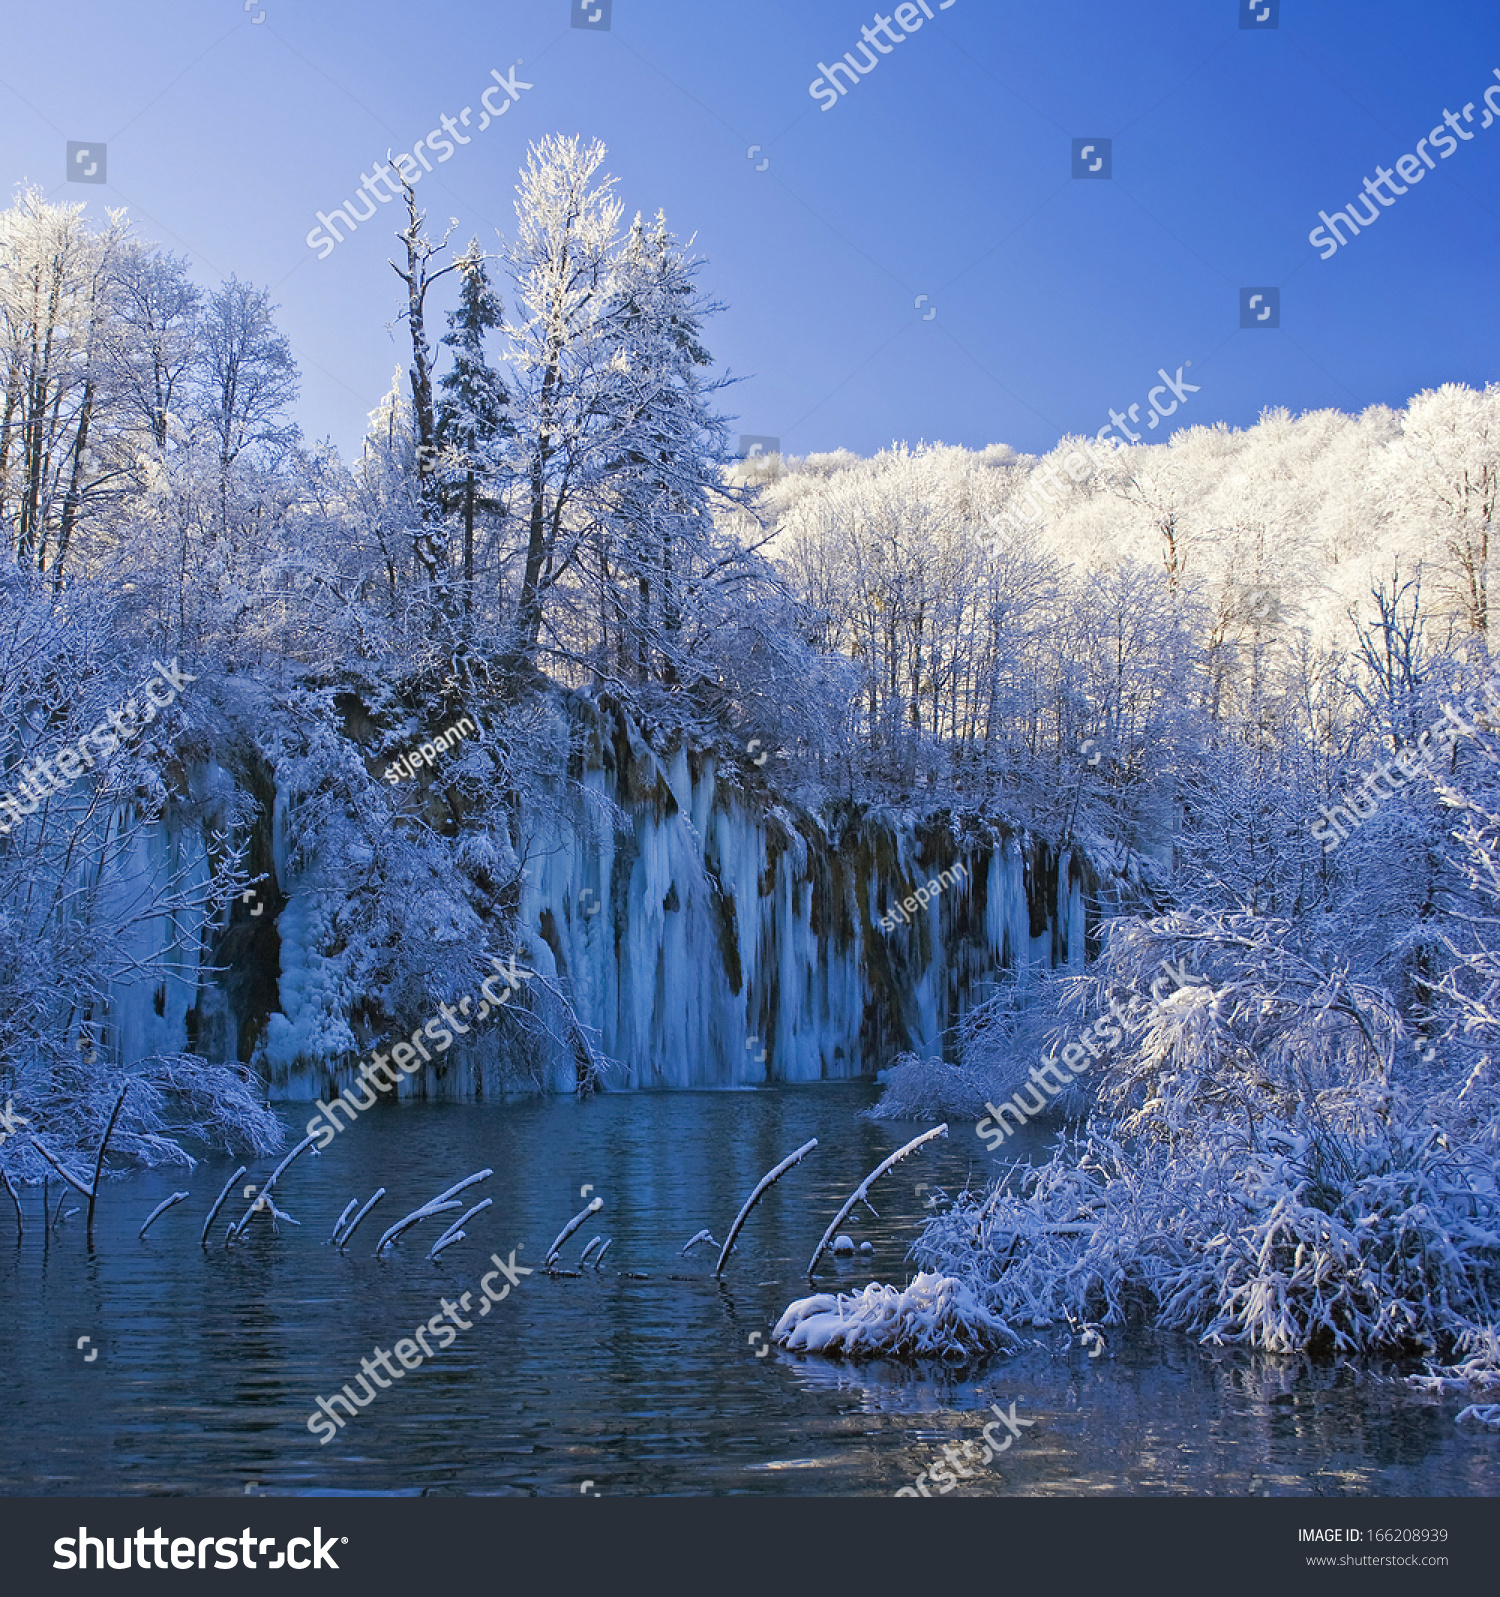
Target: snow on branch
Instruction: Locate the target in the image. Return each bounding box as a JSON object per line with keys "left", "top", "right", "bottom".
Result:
{"left": 545, "top": 1195, "right": 603, "bottom": 1268}
{"left": 806, "top": 1125, "right": 947, "bottom": 1279}
{"left": 138, "top": 1190, "right": 190, "bottom": 1239}
{"left": 228, "top": 1132, "right": 320, "bottom": 1241}
{"left": 200, "top": 1165, "right": 246, "bottom": 1248}
{"left": 375, "top": 1170, "right": 491, "bottom": 1257}
{"left": 713, "top": 1138, "right": 817, "bottom": 1279}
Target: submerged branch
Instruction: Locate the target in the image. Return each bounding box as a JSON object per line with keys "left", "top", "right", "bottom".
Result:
{"left": 545, "top": 1195, "right": 604, "bottom": 1267}
{"left": 376, "top": 1170, "right": 491, "bottom": 1256}
{"left": 338, "top": 1187, "right": 385, "bottom": 1252}
{"left": 138, "top": 1190, "right": 189, "bottom": 1239}
{"left": 714, "top": 1138, "right": 818, "bottom": 1279}
{"left": 807, "top": 1124, "right": 947, "bottom": 1279}
{"left": 200, "top": 1165, "right": 247, "bottom": 1248}
{"left": 229, "top": 1132, "right": 320, "bottom": 1240}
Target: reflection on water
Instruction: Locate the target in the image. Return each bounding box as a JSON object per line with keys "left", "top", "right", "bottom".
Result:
{"left": 0, "top": 1084, "right": 1492, "bottom": 1496}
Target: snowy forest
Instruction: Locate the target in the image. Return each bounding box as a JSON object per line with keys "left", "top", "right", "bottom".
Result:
{"left": 3, "top": 130, "right": 1499, "bottom": 1487}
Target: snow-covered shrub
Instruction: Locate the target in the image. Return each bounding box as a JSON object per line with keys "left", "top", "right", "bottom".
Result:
{"left": 865, "top": 1052, "right": 999, "bottom": 1123}
{"left": 2, "top": 1053, "right": 283, "bottom": 1184}
{"left": 1405, "top": 1325, "right": 1500, "bottom": 1425}
{"left": 909, "top": 909, "right": 1500, "bottom": 1360}
{"left": 253, "top": 678, "right": 610, "bottom": 1095}
{"left": 866, "top": 972, "right": 1075, "bottom": 1123}
{"left": 772, "top": 1272, "right": 1022, "bottom": 1360}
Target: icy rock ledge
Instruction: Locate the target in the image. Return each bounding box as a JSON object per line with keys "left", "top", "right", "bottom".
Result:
{"left": 772, "top": 1272, "right": 1021, "bottom": 1360}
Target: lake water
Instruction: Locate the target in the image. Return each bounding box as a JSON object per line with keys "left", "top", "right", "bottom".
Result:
{"left": 1, "top": 1083, "right": 1493, "bottom": 1498}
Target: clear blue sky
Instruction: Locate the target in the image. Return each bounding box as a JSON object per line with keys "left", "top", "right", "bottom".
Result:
{"left": 5, "top": 0, "right": 1500, "bottom": 461}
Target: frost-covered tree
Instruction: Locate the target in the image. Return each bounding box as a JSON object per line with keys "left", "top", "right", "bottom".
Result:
{"left": 576, "top": 209, "right": 745, "bottom": 691}
{"left": 0, "top": 568, "right": 276, "bottom": 1183}
{"left": 434, "top": 239, "right": 510, "bottom": 615}
{"left": 501, "top": 135, "right": 624, "bottom": 675}
{"left": 113, "top": 241, "right": 201, "bottom": 454}
{"left": 194, "top": 275, "right": 300, "bottom": 531}
{"left": 0, "top": 187, "right": 130, "bottom": 583}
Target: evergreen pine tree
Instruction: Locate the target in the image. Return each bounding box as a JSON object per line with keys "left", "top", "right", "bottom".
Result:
{"left": 436, "top": 240, "right": 511, "bottom": 614}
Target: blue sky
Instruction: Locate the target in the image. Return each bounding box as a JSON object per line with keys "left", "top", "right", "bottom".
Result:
{"left": 5, "top": 0, "right": 1500, "bottom": 461}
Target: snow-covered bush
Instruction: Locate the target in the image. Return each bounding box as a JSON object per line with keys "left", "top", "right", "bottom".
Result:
{"left": 865, "top": 1052, "right": 999, "bottom": 1124}
{"left": 1407, "top": 1328, "right": 1500, "bottom": 1429}
{"left": 908, "top": 910, "right": 1500, "bottom": 1360}
{"left": 0, "top": 572, "right": 278, "bottom": 1178}
{"left": 2, "top": 1053, "right": 282, "bottom": 1185}
{"left": 772, "top": 1272, "right": 1022, "bottom": 1360}
{"left": 866, "top": 972, "right": 1075, "bottom": 1124}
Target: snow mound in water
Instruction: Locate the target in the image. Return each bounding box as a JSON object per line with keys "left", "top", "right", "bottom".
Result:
{"left": 772, "top": 1272, "right": 1021, "bottom": 1359}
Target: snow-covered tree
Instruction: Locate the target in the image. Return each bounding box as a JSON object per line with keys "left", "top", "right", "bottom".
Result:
{"left": 434, "top": 239, "right": 510, "bottom": 615}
